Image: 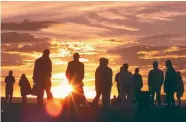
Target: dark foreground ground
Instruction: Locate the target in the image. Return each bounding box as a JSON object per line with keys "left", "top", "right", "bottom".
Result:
{"left": 1, "top": 102, "right": 186, "bottom": 122}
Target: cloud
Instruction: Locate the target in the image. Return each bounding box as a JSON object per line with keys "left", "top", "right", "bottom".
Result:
{"left": 1, "top": 32, "right": 50, "bottom": 44}
{"left": 1, "top": 53, "right": 24, "bottom": 66}
{"left": 137, "top": 33, "right": 186, "bottom": 46}
{"left": 2, "top": 19, "right": 60, "bottom": 31}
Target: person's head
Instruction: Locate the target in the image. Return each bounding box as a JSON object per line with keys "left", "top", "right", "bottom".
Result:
{"left": 8, "top": 71, "right": 13, "bottom": 76}
{"left": 42, "top": 49, "right": 50, "bottom": 58}
{"left": 120, "top": 66, "right": 123, "bottom": 72}
{"left": 135, "top": 68, "right": 139, "bottom": 74}
{"left": 73, "top": 52, "right": 80, "bottom": 61}
{"left": 113, "top": 95, "right": 116, "bottom": 99}
{"left": 153, "top": 61, "right": 158, "bottom": 69}
{"left": 99, "top": 57, "right": 109, "bottom": 66}
{"left": 165, "top": 60, "right": 172, "bottom": 68}
{"left": 21, "top": 74, "right": 26, "bottom": 78}
{"left": 123, "top": 63, "right": 129, "bottom": 71}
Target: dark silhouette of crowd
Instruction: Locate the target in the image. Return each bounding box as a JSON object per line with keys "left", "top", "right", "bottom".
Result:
{"left": 4, "top": 49, "right": 185, "bottom": 109}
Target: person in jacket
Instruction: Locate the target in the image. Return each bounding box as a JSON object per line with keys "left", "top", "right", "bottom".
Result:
{"left": 66, "top": 52, "right": 86, "bottom": 105}
{"left": 19, "top": 74, "right": 32, "bottom": 103}
{"left": 176, "top": 72, "right": 184, "bottom": 106}
{"left": 133, "top": 68, "right": 143, "bottom": 103}
{"left": 115, "top": 67, "right": 123, "bottom": 99}
{"left": 119, "top": 63, "right": 133, "bottom": 106}
{"left": 148, "top": 61, "right": 164, "bottom": 105}
{"left": 93, "top": 58, "right": 112, "bottom": 108}
{"left": 33, "top": 49, "right": 53, "bottom": 105}
{"left": 164, "top": 60, "right": 176, "bottom": 107}
{"left": 4, "top": 71, "right": 15, "bottom": 103}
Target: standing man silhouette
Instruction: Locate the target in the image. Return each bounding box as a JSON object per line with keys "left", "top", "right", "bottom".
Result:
{"left": 66, "top": 52, "right": 86, "bottom": 105}
{"left": 93, "top": 58, "right": 112, "bottom": 108}
{"left": 4, "top": 71, "right": 15, "bottom": 103}
{"left": 119, "top": 63, "right": 133, "bottom": 106}
{"left": 133, "top": 68, "right": 143, "bottom": 103}
{"left": 148, "top": 61, "right": 164, "bottom": 105}
{"left": 164, "top": 60, "right": 176, "bottom": 107}
{"left": 115, "top": 67, "right": 123, "bottom": 99}
{"left": 33, "top": 49, "right": 53, "bottom": 105}
{"left": 176, "top": 72, "right": 185, "bottom": 106}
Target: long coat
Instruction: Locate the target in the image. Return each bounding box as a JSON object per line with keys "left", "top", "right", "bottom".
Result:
{"left": 164, "top": 67, "right": 177, "bottom": 93}
{"left": 19, "top": 77, "right": 32, "bottom": 96}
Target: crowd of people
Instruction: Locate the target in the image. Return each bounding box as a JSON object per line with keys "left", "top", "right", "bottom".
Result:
{"left": 4, "top": 49, "right": 185, "bottom": 108}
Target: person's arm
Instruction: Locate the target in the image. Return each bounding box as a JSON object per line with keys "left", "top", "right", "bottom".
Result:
{"left": 109, "top": 68, "right": 113, "bottom": 87}
{"left": 140, "top": 74, "right": 143, "bottom": 88}
{"left": 95, "top": 68, "right": 98, "bottom": 90}
{"left": 66, "top": 63, "right": 70, "bottom": 80}
{"left": 148, "top": 71, "right": 151, "bottom": 89}
{"left": 115, "top": 73, "right": 119, "bottom": 83}
{"left": 13, "top": 77, "right": 15, "bottom": 84}
{"left": 80, "top": 63, "right": 85, "bottom": 81}
{"left": 19, "top": 79, "right": 22, "bottom": 86}
{"left": 4, "top": 77, "right": 7, "bottom": 83}
{"left": 161, "top": 71, "right": 164, "bottom": 86}
{"left": 49, "top": 59, "right": 52, "bottom": 78}
{"left": 33, "top": 60, "right": 37, "bottom": 83}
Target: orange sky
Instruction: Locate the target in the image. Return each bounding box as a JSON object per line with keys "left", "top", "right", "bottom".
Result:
{"left": 1, "top": 1, "right": 186, "bottom": 99}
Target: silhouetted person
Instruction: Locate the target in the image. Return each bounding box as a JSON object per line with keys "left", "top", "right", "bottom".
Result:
{"left": 164, "top": 60, "right": 176, "bottom": 107}
{"left": 115, "top": 67, "right": 123, "bottom": 99}
{"left": 119, "top": 63, "right": 133, "bottom": 106}
{"left": 4, "top": 71, "right": 15, "bottom": 103}
{"left": 148, "top": 61, "right": 164, "bottom": 105}
{"left": 33, "top": 49, "right": 53, "bottom": 105}
{"left": 93, "top": 58, "right": 112, "bottom": 108}
{"left": 111, "top": 95, "right": 117, "bottom": 105}
{"left": 19, "top": 74, "right": 31, "bottom": 103}
{"left": 176, "top": 72, "right": 184, "bottom": 106}
{"left": 133, "top": 68, "right": 143, "bottom": 103}
{"left": 66, "top": 52, "right": 86, "bottom": 105}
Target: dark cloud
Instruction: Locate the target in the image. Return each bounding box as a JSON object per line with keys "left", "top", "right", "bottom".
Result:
{"left": 108, "top": 45, "right": 186, "bottom": 67}
{"left": 137, "top": 33, "right": 186, "bottom": 46}
{"left": 1, "top": 53, "right": 24, "bottom": 66}
{"left": 2, "top": 19, "right": 60, "bottom": 31}
{"left": 1, "top": 32, "right": 50, "bottom": 44}
{"left": 5, "top": 42, "right": 50, "bottom": 53}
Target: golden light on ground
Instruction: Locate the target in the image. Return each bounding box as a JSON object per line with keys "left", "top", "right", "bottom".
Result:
{"left": 45, "top": 100, "right": 63, "bottom": 117}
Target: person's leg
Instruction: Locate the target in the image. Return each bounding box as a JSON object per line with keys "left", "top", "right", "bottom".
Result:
{"left": 37, "top": 87, "right": 44, "bottom": 105}
{"left": 45, "top": 86, "right": 53, "bottom": 100}
{"left": 166, "top": 92, "right": 171, "bottom": 106}
{"left": 177, "top": 93, "right": 181, "bottom": 106}
{"left": 151, "top": 91, "right": 155, "bottom": 104}
{"left": 4, "top": 87, "right": 9, "bottom": 103}
{"left": 171, "top": 92, "right": 175, "bottom": 106}
{"left": 156, "top": 90, "right": 161, "bottom": 105}
{"left": 9, "top": 86, "right": 13, "bottom": 103}
{"left": 93, "top": 90, "right": 101, "bottom": 105}
{"left": 22, "top": 95, "right": 26, "bottom": 103}
{"left": 102, "top": 87, "right": 111, "bottom": 108}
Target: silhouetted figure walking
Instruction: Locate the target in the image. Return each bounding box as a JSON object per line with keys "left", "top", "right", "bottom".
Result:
{"left": 133, "top": 68, "right": 143, "bottom": 103}
{"left": 93, "top": 58, "right": 112, "bottom": 108}
{"left": 4, "top": 71, "right": 15, "bottom": 103}
{"left": 33, "top": 49, "right": 53, "bottom": 105}
{"left": 164, "top": 60, "right": 176, "bottom": 107}
{"left": 19, "top": 74, "right": 31, "bottom": 103}
{"left": 119, "top": 63, "right": 133, "bottom": 106}
{"left": 176, "top": 72, "right": 184, "bottom": 106}
{"left": 115, "top": 67, "right": 123, "bottom": 99}
{"left": 66, "top": 52, "right": 86, "bottom": 105}
{"left": 148, "top": 61, "right": 164, "bottom": 105}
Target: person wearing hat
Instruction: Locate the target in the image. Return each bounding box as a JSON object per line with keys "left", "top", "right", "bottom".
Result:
{"left": 66, "top": 52, "right": 86, "bottom": 105}
{"left": 33, "top": 49, "right": 53, "bottom": 105}
{"left": 4, "top": 70, "right": 15, "bottom": 103}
